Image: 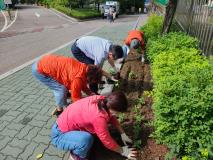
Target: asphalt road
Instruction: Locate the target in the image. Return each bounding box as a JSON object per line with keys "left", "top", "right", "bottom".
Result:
{"left": 0, "top": 5, "right": 140, "bottom": 75}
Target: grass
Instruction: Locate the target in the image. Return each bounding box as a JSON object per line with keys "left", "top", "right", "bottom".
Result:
{"left": 53, "top": 5, "right": 101, "bottom": 19}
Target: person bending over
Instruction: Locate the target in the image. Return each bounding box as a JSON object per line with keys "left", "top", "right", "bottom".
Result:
{"left": 32, "top": 54, "right": 102, "bottom": 117}
{"left": 71, "top": 36, "right": 123, "bottom": 92}
{"left": 51, "top": 91, "right": 137, "bottom": 160}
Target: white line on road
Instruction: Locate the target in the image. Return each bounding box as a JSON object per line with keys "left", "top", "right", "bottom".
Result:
{"left": 0, "top": 26, "right": 103, "bottom": 80}
{"left": 0, "top": 10, "right": 8, "bottom": 32}
{"left": 48, "top": 8, "right": 77, "bottom": 23}
{"left": 3, "top": 9, "right": 18, "bottom": 31}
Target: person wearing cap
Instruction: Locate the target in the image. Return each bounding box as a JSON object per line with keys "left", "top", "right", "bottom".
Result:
{"left": 32, "top": 54, "right": 103, "bottom": 117}
{"left": 71, "top": 36, "right": 124, "bottom": 93}
{"left": 124, "top": 30, "right": 145, "bottom": 50}
{"left": 122, "top": 30, "right": 145, "bottom": 62}
{"left": 51, "top": 91, "right": 137, "bottom": 160}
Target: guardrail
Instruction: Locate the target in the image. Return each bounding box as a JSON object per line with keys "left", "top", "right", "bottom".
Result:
{"left": 175, "top": 0, "right": 213, "bottom": 56}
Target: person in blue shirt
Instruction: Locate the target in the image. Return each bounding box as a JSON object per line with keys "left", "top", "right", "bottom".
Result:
{"left": 71, "top": 36, "right": 124, "bottom": 94}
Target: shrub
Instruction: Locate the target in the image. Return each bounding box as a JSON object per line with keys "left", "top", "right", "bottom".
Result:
{"left": 140, "top": 14, "right": 163, "bottom": 41}
{"left": 146, "top": 32, "right": 199, "bottom": 62}
{"left": 53, "top": 5, "right": 100, "bottom": 19}
{"left": 151, "top": 48, "right": 213, "bottom": 159}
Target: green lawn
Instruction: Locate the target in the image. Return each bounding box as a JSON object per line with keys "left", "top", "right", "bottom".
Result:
{"left": 54, "top": 5, "right": 101, "bottom": 19}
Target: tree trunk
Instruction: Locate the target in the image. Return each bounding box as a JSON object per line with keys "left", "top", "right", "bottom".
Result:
{"left": 161, "top": 0, "right": 178, "bottom": 34}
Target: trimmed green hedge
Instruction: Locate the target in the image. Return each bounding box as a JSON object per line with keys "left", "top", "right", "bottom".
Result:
{"left": 53, "top": 5, "right": 100, "bottom": 20}
{"left": 140, "top": 14, "right": 164, "bottom": 41}
{"left": 141, "top": 15, "right": 213, "bottom": 160}
{"left": 146, "top": 32, "right": 199, "bottom": 62}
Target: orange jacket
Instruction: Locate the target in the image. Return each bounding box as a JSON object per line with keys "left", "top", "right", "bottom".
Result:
{"left": 37, "top": 54, "right": 91, "bottom": 102}
{"left": 124, "top": 30, "right": 145, "bottom": 49}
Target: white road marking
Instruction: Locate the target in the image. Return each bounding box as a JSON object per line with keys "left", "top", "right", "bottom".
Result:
{"left": 0, "top": 26, "right": 103, "bottom": 80}
{"left": 3, "top": 9, "right": 18, "bottom": 31}
{"left": 48, "top": 8, "right": 76, "bottom": 23}
{"left": 0, "top": 10, "right": 8, "bottom": 32}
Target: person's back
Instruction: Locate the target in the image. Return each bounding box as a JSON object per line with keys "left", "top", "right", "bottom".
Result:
{"left": 76, "top": 36, "right": 112, "bottom": 65}
{"left": 37, "top": 54, "right": 87, "bottom": 89}
{"left": 57, "top": 95, "right": 109, "bottom": 133}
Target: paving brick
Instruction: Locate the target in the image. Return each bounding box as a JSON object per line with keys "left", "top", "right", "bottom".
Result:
{"left": 0, "top": 136, "right": 12, "bottom": 150}
{"left": 0, "top": 109, "right": 8, "bottom": 118}
{"left": 5, "top": 110, "right": 22, "bottom": 117}
{"left": 1, "top": 145, "right": 23, "bottom": 158}
{"left": 33, "top": 134, "right": 50, "bottom": 145}
{"left": 18, "top": 142, "right": 38, "bottom": 160}
{"left": 45, "top": 145, "right": 65, "bottom": 158}
{"left": 28, "top": 119, "right": 47, "bottom": 128}
{"left": 42, "top": 153, "right": 64, "bottom": 160}
{"left": 40, "top": 105, "right": 53, "bottom": 115}
{"left": 22, "top": 98, "right": 35, "bottom": 103}
{"left": 0, "top": 153, "right": 6, "bottom": 160}
{"left": 4, "top": 101, "right": 24, "bottom": 111}
{"left": 16, "top": 103, "right": 31, "bottom": 112}
{"left": 24, "top": 127, "right": 41, "bottom": 141}
{"left": 14, "top": 112, "right": 29, "bottom": 123}
{"left": 45, "top": 117, "right": 56, "bottom": 129}
{"left": 4, "top": 156, "right": 22, "bottom": 160}
{"left": 39, "top": 128, "right": 51, "bottom": 136}
{"left": 8, "top": 138, "right": 30, "bottom": 149}
{"left": 0, "top": 121, "right": 9, "bottom": 131}
{"left": 24, "top": 107, "right": 39, "bottom": 114}
{"left": 0, "top": 128, "right": 19, "bottom": 138}
{"left": 7, "top": 123, "right": 25, "bottom": 131}
{"left": 16, "top": 125, "right": 33, "bottom": 139}
{"left": 34, "top": 114, "right": 50, "bottom": 122}
{"left": 0, "top": 115, "right": 16, "bottom": 122}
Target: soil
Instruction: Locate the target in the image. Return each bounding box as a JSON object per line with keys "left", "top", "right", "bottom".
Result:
{"left": 92, "top": 51, "right": 168, "bottom": 160}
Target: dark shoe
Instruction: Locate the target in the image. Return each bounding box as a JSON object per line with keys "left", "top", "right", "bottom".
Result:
{"left": 51, "top": 108, "right": 63, "bottom": 117}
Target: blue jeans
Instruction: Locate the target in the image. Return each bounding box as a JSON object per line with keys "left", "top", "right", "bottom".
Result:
{"left": 71, "top": 42, "right": 94, "bottom": 65}
{"left": 51, "top": 123, "right": 94, "bottom": 158}
{"left": 31, "top": 62, "right": 68, "bottom": 108}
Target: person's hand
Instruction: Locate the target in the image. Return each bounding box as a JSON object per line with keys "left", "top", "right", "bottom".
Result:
{"left": 121, "top": 133, "right": 133, "bottom": 145}
{"left": 121, "top": 146, "right": 138, "bottom": 160}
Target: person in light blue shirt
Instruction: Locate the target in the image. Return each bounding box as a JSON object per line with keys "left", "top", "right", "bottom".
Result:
{"left": 71, "top": 36, "right": 123, "bottom": 70}
{"left": 71, "top": 36, "right": 124, "bottom": 94}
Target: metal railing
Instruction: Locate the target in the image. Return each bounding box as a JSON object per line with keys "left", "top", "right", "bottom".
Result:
{"left": 175, "top": 0, "right": 213, "bottom": 56}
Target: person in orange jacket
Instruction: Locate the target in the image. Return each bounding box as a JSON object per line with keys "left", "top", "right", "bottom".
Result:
{"left": 122, "top": 30, "right": 145, "bottom": 62}
{"left": 32, "top": 54, "right": 103, "bottom": 117}
{"left": 124, "top": 30, "right": 145, "bottom": 50}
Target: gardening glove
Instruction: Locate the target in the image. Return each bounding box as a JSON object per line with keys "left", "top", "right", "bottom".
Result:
{"left": 110, "top": 75, "right": 119, "bottom": 82}
{"left": 121, "top": 133, "right": 133, "bottom": 145}
{"left": 121, "top": 146, "right": 137, "bottom": 160}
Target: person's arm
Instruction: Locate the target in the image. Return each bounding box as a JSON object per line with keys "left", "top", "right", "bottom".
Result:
{"left": 70, "top": 79, "right": 83, "bottom": 102}
{"left": 110, "top": 115, "right": 133, "bottom": 145}
{"left": 94, "top": 117, "right": 137, "bottom": 159}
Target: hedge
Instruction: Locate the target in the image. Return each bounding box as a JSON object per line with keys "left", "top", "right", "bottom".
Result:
{"left": 141, "top": 15, "right": 213, "bottom": 160}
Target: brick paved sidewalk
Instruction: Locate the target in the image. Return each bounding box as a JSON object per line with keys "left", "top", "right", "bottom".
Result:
{"left": 0, "top": 16, "right": 147, "bottom": 160}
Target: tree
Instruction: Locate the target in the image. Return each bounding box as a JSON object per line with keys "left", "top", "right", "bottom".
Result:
{"left": 161, "top": 0, "right": 178, "bottom": 34}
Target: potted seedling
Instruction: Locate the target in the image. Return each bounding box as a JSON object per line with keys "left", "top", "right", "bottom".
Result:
{"left": 128, "top": 71, "right": 137, "bottom": 79}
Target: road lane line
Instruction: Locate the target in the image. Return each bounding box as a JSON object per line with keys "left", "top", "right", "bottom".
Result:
{"left": 0, "top": 26, "right": 103, "bottom": 80}
{"left": 3, "top": 9, "right": 18, "bottom": 31}
{"left": 0, "top": 10, "right": 8, "bottom": 32}
{"left": 48, "top": 8, "right": 76, "bottom": 23}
